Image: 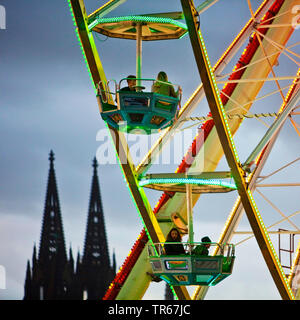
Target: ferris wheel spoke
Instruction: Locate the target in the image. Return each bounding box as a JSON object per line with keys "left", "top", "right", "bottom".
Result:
{"left": 256, "top": 189, "right": 300, "bottom": 231}
{"left": 248, "top": 1, "right": 289, "bottom": 103}
{"left": 234, "top": 209, "right": 300, "bottom": 246}
{"left": 255, "top": 29, "right": 300, "bottom": 66}
{"left": 289, "top": 116, "right": 300, "bottom": 137}
{"left": 257, "top": 157, "right": 300, "bottom": 183}
{"left": 258, "top": 8, "right": 292, "bottom": 25}
{"left": 220, "top": 90, "right": 271, "bottom": 128}
{"left": 217, "top": 41, "right": 300, "bottom": 81}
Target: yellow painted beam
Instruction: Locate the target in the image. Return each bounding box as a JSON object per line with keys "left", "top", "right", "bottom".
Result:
{"left": 70, "top": 1, "right": 106, "bottom": 85}
{"left": 181, "top": 0, "right": 294, "bottom": 300}
{"left": 88, "top": 0, "right": 127, "bottom": 21}
{"left": 69, "top": 0, "right": 190, "bottom": 300}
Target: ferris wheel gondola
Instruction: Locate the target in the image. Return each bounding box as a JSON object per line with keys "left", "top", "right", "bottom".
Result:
{"left": 147, "top": 241, "right": 235, "bottom": 286}
{"left": 96, "top": 78, "right": 182, "bottom": 134}
{"left": 144, "top": 173, "right": 236, "bottom": 286}
{"left": 91, "top": 15, "right": 187, "bottom": 133}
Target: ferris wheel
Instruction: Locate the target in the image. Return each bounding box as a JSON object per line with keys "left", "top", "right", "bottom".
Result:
{"left": 67, "top": 0, "right": 300, "bottom": 300}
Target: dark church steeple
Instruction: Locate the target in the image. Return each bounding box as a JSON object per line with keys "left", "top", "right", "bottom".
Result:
{"left": 38, "top": 150, "right": 67, "bottom": 265}
{"left": 77, "top": 157, "right": 115, "bottom": 299}
{"left": 24, "top": 151, "right": 72, "bottom": 300}
{"left": 83, "top": 158, "right": 110, "bottom": 266}
{"left": 24, "top": 261, "right": 32, "bottom": 299}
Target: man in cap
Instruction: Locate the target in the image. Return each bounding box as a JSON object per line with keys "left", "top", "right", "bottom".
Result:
{"left": 192, "top": 236, "right": 212, "bottom": 256}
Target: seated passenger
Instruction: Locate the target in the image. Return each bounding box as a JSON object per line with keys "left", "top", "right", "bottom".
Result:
{"left": 120, "top": 75, "right": 137, "bottom": 92}
{"left": 192, "top": 236, "right": 211, "bottom": 256}
{"left": 151, "top": 71, "right": 181, "bottom": 98}
{"left": 119, "top": 75, "right": 148, "bottom": 108}
{"left": 164, "top": 228, "right": 186, "bottom": 255}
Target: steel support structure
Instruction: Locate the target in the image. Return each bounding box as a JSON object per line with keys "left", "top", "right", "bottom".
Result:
{"left": 181, "top": 0, "right": 295, "bottom": 300}
{"left": 194, "top": 67, "right": 300, "bottom": 300}
{"left": 243, "top": 89, "right": 300, "bottom": 171}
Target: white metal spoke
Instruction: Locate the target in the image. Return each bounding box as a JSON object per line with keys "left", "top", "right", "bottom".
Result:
{"left": 256, "top": 29, "right": 300, "bottom": 65}
{"left": 256, "top": 183, "right": 300, "bottom": 187}
{"left": 235, "top": 210, "right": 300, "bottom": 246}
{"left": 290, "top": 117, "right": 300, "bottom": 138}
{"left": 220, "top": 90, "right": 271, "bottom": 128}
{"left": 258, "top": 8, "right": 292, "bottom": 25}
{"left": 256, "top": 189, "right": 300, "bottom": 231}
{"left": 217, "top": 41, "right": 300, "bottom": 80}
{"left": 217, "top": 76, "right": 300, "bottom": 84}
{"left": 247, "top": 0, "right": 286, "bottom": 102}
{"left": 239, "top": 83, "right": 299, "bottom": 109}
{"left": 197, "top": 0, "right": 219, "bottom": 15}
{"left": 257, "top": 157, "right": 300, "bottom": 183}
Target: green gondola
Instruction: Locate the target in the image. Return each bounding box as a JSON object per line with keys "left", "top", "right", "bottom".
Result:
{"left": 96, "top": 78, "right": 181, "bottom": 134}
{"left": 148, "top": 242, "right": 235, "bottom": 286}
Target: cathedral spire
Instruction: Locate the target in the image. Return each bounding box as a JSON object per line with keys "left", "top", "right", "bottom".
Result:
{"left": 32, "top": 244, "right": 37, "bottom": 268}
{"left": 36, "top": 150, "right": 69, "bottom": 299}
{"left": 92, "top": 156, "right": 98, "bottom": 172}
{"left": 39, "top": 150, "right": 67, "bottom": 263}
{"left": 80, "top": 157, "right": 112, "bottom": 299}
{"left": 69, "top": 245, "right": 74, "bottom": 274}
{"left": 82, "top": 157, "right": 110, "bottom": 266}
{"left": 23, "top": 260, "right": 32, "bottom": 300}
{"left": 49, "top": 150, "right": 55, "bottom": 166}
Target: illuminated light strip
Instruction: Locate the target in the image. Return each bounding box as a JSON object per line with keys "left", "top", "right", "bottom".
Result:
{"left": 139, "top": 178, "right": 237, "bottom": 190}
{"left": 104, "top": 229, "right": 149, "bottom": 299}
{"left": 68, "top": 1, "right": 134, "bottom": 299}
{"left": 103, "top": 124, "right": 170, "bottom": 297}
{"left": 247, "top": 190, "right": 295, "bottom": 299}
{"left": 192, "top": 0, "right": 291, "bottom": 301}
{"left": 213, "top": 0, "right": 269, "bottom": 72}
{"left": 288, "top": 239, "right": 300, "bottom": 286}
{"left": 176, "top": 3, "right": 265, "bottom": 178}
{"left": 280, "top": 68, "right": 300, "bottom": 286}
{"left": 174, "top": 124, "right": 205, "bottom": 174}
{"left": 197, "top": 27, "right": 241, "bottom": 162}
{"left": 67, "top": 0, "right": 96, "bottom": 92}
{"left": 219, "top": 6, "right": 277, "bottom": 108}
{"left": 279, "top": 68, "right": 300, "bottom": 113}
{"left": 214, "top": 196, "right": 242, "bottom": 252}
{"left": 88, "top": 0, "right": 126, "bottom": 21}
{"left": 212, "top": 69, "right": 300, "bottom": 301}
{"left": 185, "top": 0, "right": 294, "bottom": 300}
{"left": 88, "top": 15, "right": 188, "bottom": 31}
{"left": 104, "top": 122, "right": 157, "bottom": 248}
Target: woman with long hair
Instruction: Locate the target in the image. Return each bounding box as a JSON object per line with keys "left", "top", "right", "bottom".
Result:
{"left": 151, "top": 71, "right": 179, "bottom": 98}
{"left": 164, "top": 228, "right": 186, "bottom": 255}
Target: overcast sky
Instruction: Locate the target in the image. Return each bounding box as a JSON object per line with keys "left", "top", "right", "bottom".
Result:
{"left": 0, "top": 0, "right": 299, "bottom": 300}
